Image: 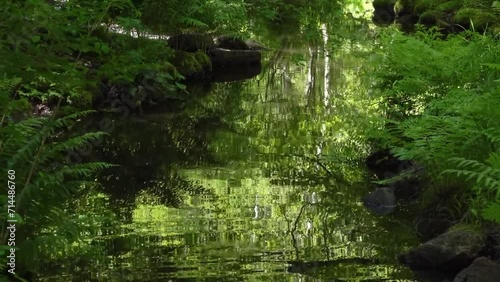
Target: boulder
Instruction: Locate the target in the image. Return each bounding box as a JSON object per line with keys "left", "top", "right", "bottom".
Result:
{"left": 372, "top": 0, "right": 397, "bottom": 26}
{"left": 415, "top": 216, "right": 453, "bottom": 242}
{"left": 399, "top": 226, "right": 486, "bottom": 271}
{"left": 209, "top": 48, "right": 261, "bottom": 68}
{"left": 245, "top": 39, "right": 271, "bottom": 51}
{"left": 362, "top": 187, "right": 397, "bottom": 215}
{"left": 365, "top": 149, "right": 414, "bottom": 179}
{"left": 215, "top": 36, "right": 250, "bottom": 50}
{"left": 211, "top": 64, "right": 261, "bottom": 82}
{"left": 453, "top": 257, "right": 500, "bottom": 282}
{"left": 167, "top": 33, "right": 214, "bottom": 52}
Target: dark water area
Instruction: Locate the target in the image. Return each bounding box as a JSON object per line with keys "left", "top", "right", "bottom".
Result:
{"left": 37, "top": 19, "right": 444, "bottom": 282}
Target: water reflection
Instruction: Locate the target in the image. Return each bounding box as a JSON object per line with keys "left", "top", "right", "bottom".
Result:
{"left": 40, "top": 18, "right": 420, "bottom": 282}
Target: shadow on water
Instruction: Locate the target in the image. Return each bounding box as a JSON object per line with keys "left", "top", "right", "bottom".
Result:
{"left": 35, "top": 13, "right": 449, "bottom": 282}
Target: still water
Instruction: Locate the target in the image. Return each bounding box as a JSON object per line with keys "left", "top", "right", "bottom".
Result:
{"left": 40, "top": 29, "right": 424, "bottom": 281}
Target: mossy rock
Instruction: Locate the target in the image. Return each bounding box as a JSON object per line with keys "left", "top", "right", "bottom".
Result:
{"left": 194, "top": 51, "right": 212, "bottom": 71}
{"left": 160, "top": 62, "right": 177, "bottom": 76}
{"left": 373, "top": 0, "right": 397, "bottom": 26}
{"left": 419, "top": 10, "right": 445, "bottom": 25}
{"left": 167, "top": 34, "right": 214, "bottom": 52}
{"left": 374, "top": 0, "right": 397, "bottom": 9}
{"left": 448, "top": 223, "right": 485, "bottom": 235}
{"left": 171, "top": 51, "right": 203, "bottom": 77}
{"left": 454, "top": 8, "right": 498, "bottom": 29}
{"left": 435, "top": 0, "right": 463, "bottom": 12}
{"left": 398, "top": 0, "right": 453, "bottom": 14}
{"left": 215, "top": 36, "right": 250, "bottom": 50}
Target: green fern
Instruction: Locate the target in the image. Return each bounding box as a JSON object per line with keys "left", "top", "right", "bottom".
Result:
{"left": 0, "top": 110, "right": 114, "bottom": 277}
{"left": 179, "top": 16, "right": 209, "bottom": 28}
{"left": 482, "top": 200, "right": 500, "bottom": 222}
{"left": 444, "top": 153, "right": 500, "bottom": 191}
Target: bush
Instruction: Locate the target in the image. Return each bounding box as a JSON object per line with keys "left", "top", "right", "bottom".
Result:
{"left": 368, "top": 28, "right": 500, "bottom": 222}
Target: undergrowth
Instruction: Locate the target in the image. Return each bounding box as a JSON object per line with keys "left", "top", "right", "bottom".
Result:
{"left": 0, "top": 77, "right": 114, "bottom": 280}
{"left": 368, "top": 27, "right": 500, "bottom": 222}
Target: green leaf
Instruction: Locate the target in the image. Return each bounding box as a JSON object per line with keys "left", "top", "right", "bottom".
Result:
{"left": 175, "top": 82, "right": 186, "bottom": 90}
{"left": 100, "top": 43, "right": 110, "bottom": 54}
{"left": 31, "top": 35, "right": 41, "bottom": 43}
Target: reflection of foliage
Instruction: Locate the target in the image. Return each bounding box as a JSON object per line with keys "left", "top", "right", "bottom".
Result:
{"left": 32, "top": 189, "right": 120, "bottom": 279}
{"left": 93, "top": 114, "right": 220, "bottom": 207}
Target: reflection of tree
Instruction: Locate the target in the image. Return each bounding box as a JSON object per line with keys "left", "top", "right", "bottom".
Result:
{"left": 90, "top": 112, "right": 225, "bottom": 209}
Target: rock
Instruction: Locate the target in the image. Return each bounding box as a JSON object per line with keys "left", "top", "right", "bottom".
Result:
{"left": 399, "top": 226, "right": 486, "bottom": 271}
{"left": 365, "top": 149, "right": 414, "bottom": 179}
{"left": 209, "top": 48, "right": 261, "bottom": 68}
{"left": 215, "top": 36, "right": 250, "bottom": 50}
{"left": 372, "top": 0, "right": 397, "bottom": 26}
{"left": 453, "top": 257, "right": 500, "bottom": 282}
{"left": 211, "top": 64, "right": 262, "bottom": 82}
{"left": 362, "top": 187, "right": 397, "bottom": 215}
{"left": 171, "top": 51, "right": 204, "bottom": 77}
{"left": 167, "top": 33, "right": 214, "bottom": 52}
{"left": 415, "top": 216, "right": 453, "bottom": 242}
{"left": 484, "top": 223, "right": 500, "bottom": 262}
{"left": 245, "top": 39, "right": 271, "bottom": 51}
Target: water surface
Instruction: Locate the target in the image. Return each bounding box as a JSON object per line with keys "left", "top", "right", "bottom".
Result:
{"left": 40, "top": 22, "right": 423, "bottom": 282}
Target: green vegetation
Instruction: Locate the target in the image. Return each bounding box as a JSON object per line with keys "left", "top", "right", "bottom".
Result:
{"left": 373, "top": 0, "right": 500, "bottom": 33}
{"left": 2, "top": 0, "right": 499, "bottom": 280}
{"left": 368, "top": 28, "right": 500, "bottom": 222}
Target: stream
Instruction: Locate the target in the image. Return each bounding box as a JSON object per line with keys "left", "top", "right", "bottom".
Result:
{"left": 38, "top": 24, "right": 431, "bottom": 282}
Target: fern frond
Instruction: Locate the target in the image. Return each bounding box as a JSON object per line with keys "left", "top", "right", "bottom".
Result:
{"left": 444, "top": 157, "right": 500, "bottom": 191}
{"left": 60, "top": 162, "right": 116, "bottom": 178}
{"left": 179, "top": 16, "right": 209, "bottom": 28}
{"left": 50, "top": 110, "right": 96, "bottom": 129}
{"left": 45, "top": 132, "right": 108, "bottom": 157}
{"left": 482, "top": 201, "right": 500, "bottom": 222}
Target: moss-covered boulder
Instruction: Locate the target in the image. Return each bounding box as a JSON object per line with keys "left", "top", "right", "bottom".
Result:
{"left": 399, "top": 224, "right": 486, "bottom": 271}
{"left": 454, "top": 8, "right": 498, "bottom": 30}
{"left": 215, "top": 36, "right": 250, "bottom": 50}
{"left": 373, "top": 0, "right": 398, "bottom": 26}
{"left": 193, "top": 51, "right": 212, "bottom": 71}
{"left": 171, "top": 51, "right": 204, "bottom": 77}
{"left": 167, "top": 33, "right": 214, "bottom": 52}
{"left": 375, "top": 0, "right": 500, "bottom": 34}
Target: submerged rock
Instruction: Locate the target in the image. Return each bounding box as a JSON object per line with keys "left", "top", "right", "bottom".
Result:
{"left": 362, "top": 187, "right": 397, "bottom": 215}
{"left": 453, "top": 257, "right": 500, "bottom": 282}
{"left": 399, "top": 226, "right": 486, "bottom": 271}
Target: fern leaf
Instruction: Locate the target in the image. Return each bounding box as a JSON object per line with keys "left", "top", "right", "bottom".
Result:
{"left": 46, "top": 132, "right": 108, "bottom": 156}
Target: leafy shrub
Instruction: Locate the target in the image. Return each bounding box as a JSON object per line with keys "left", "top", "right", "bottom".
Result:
{"left": 369, "top": 28, "right": 500, "bottom": 221}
